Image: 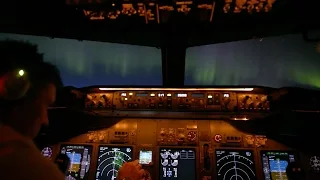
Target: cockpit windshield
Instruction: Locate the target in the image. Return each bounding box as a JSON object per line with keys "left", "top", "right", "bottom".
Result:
{"left": 2, "top": 31, "right": 320, "bottom": 88}
{"left": 185, "top": 31, "right": 320, "bottom": 89}
{"left": 0, "top": 33, "right": 162, "bottom": 87}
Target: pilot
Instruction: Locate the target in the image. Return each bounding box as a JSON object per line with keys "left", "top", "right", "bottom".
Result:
{"left": 0, "top": 40, "right": 146, "bottom": 180}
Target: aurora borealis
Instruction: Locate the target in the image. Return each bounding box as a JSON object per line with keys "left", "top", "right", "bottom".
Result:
{"left": 185, "top": 32, "right": 320, "bottom": 88}
{"left": 0, "top": 33, "right": 162, "bottom": 86}
{"left": 1, "top": 32, "right": 320, "bottom": 88}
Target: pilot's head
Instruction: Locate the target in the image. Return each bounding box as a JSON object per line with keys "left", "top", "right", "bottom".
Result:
{"left": 0, "top": 40, "right": 63, "bottom": 138}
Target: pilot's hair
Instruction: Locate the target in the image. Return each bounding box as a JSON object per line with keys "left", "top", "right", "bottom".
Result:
{"left": 0, "top": 39, "right": 63, "bottom": 88}
{"left": 0, "top": 40, "right": 63, "bottom": 110}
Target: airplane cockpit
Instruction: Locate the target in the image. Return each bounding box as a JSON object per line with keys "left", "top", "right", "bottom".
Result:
{"left": 1, "top": 0, "right": 320, "bottom": 179}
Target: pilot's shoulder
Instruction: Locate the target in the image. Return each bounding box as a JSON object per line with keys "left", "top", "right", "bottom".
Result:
{"left": 23, "top": 149, "right": 65, "bottom": 179}
{"left": 1, "top": 146, "right": 65, "bottom": 180}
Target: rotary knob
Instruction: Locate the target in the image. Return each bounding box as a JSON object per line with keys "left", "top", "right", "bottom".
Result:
{"left": 187, "top": 131, "right": 197, "bottom": 141}
{"left": 88, "top": 134, "right": 94, "bottom": 141}
{"left": 168, "top": 129, "right": 175, "bottom": 137}
{"left": 160, "top": 129, "right": 166, "bottom": 136}
{"left": 254, "top": 101, "right": 263, "bottom": 109}
{"left": 138, "top": 8, "right": 144, "bottom": 14}
{"left": 101, "top": 95, "right": 108, "bottom": 102}
{"left": 129, "top": 8, "right": 137, "bottom": 14}
{"left": 86, "top": 94, "right": 93, "bottom": 100}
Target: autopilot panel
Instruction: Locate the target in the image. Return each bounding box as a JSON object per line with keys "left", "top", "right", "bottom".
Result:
{"left": 85, "top": 88, "right": 270, "bottom": 112}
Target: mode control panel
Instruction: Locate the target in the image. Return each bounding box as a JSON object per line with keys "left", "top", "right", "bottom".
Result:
{"left": 84, "top": 88, "right": 270, "bottom": 112}
{"left": 113, "top": 91, "right": 168, "bottom": 110}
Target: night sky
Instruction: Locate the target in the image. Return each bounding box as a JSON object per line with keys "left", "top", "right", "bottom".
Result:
{"left": 1, "top": 32, "right": 320, "bottom": 88}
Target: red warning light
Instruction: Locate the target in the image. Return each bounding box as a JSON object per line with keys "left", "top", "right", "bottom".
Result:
{"left": 214, "top": 134, "right": 222, "bottom": 143}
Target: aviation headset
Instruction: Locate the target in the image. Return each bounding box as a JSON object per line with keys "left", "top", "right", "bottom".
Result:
{"left": 0, "top": 66, "right": 31, "bottom": 101}
{"left": 0, "top": 41, "right": 46, "bottom": 102}
{"left": 0, "top": 61, "right": 47, "bottom": 102}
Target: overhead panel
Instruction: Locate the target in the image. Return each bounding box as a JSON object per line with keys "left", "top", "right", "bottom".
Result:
{"left": 65, "top": 0, "right": 277, "bottom": 24}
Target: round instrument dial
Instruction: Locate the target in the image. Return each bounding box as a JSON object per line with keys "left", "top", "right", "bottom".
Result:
{"left": 187, "top": 131, "right": 197, "bottom": 141}
{"left": 41, "top": 147, "right": 53, "bottom": 158}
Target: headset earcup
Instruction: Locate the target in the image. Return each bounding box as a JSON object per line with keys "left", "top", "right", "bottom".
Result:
{"left": 0, "top": 71, "right": 30, "bottom": 100}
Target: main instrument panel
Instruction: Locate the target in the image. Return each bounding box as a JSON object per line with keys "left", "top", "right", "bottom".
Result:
{"left": 84, "top": 87, "right": 270, "bottom": 112}
{"left": 44, "top": 87, "right": 320, "bottom": 180}
{"left": 46, "top": 119, "right": 320, "bottom": 180}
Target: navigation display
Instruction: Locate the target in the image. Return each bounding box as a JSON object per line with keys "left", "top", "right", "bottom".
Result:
{"left": 95, "top": 146, "right": 133, "bottom": 180}
{"left": 159, "top": 148, "right": 196, "bottom": 180}
{"left": 216, "top": 149, "right": 257, "bottom": 180}
{"left": 41, "top": 146, "right": 53, "bottom": 159}
{"left": 60, "top": 145, "right": 92, "bottom": 180}
{"left": 261, "top": 151, "right": 298, "bottom": 180}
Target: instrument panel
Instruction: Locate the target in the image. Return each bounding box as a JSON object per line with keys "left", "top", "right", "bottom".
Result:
{"left": 84, "top": 88, "right": 270, "bottom": 112}
{"left": 46, "top": 119, "right": 319, "bottom": 180}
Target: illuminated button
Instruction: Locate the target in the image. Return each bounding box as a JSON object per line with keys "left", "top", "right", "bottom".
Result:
{"left": 18, "top": 69, "right": 25, "bottom": 76}
{"left": 214, "top": 134, "right": 222, "bottom": 143}
{"left": 213, "top": 93, "right": 220, "bottom": 105}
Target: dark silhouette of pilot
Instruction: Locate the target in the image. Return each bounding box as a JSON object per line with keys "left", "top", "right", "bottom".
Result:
{"left": 55, "top": 154, "right": 71, "bottom": 175}
{"left": 0, "top": 40, "right": 147, "bottom": 180}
